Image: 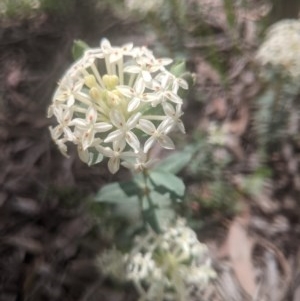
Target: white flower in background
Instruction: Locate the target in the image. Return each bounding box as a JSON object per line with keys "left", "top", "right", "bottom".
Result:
{"left": 48, "top": 38, "right": 187, "bottom": 173}
{"left": 125, "top": 0, "right": 164, "bottom": 16}
{"left": 256, "top": 19, "right": 300, "bottom": 81}
{"left": 126, "top": 252, "right": 160, "bottom": 282}
{"left": 207, "top": 122, "right": 229, "bottom": 146}
{"left": 26, "top": 0, "right": 40, "bottom": 9}
{"left": 124, "top": 219, "right": 217, "bottom": 301}
{"left": 96, "top": 248, "right": 127, "bottom": 282}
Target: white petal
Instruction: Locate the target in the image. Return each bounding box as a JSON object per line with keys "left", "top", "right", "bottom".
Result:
{"left": 160, "top": 74, "right": 170, "bottom": 88}
{"left": 94, "top": 122, "right": 113, "bottom": 132}
{"left": 148, "top": 65, "right": 160, "bottom": 73}
{"left": 122, "top": 43, "right": 133, "bottom": 52}
{"left": 144, "top": 137, "right": 155, "bottom": 153}
{"left": 126, "top": 131, "right": 140, "bottom": 152}
{"left": 134, "top": 77, "right": 145, "bottom": 94}
{"left": 175, "top": 104, "right": 183, "bottom": 114}
{"left": 98, "top": 145, "right": 114, "bottom": 157}
{"left": 64, "top": 108, "right": 74, "bottom": 122}
{"left": 149, "top": 80, "right": 161, "bottom": 91}
{"left": 121, "top": 161, "right": 134, "bottom": 170}
{"left": 128, "top": 97, "right": 140, "bottom": 112}
{"left": 110, "top": 109, "right": 126, "bottom": 128}
{"left": 86, "top": 106, "right": 97, "bottom": 123}
{"left": 67, "top": 94, "right": 75, "bottom": 107}
{"left": 158, "top": 135, "right": 175, "bottom": 150}
{"left": 110, "top": 51, "right": 122, "bottom": 63}
{"left": 108, "top": 157, "right": 120, "bottom": 174}
{"left": 163, "top": 102, "right": 175, "bottom": 116}
{"left": 142, "top": 93, "right": 157, "bottom": 103}
{"left": 157, "top": 58, "right": 173, "bottom": 66}
{"left": 113, "top": 139, "right": 126, "bottom": 152}
{"left": 124, "top": 65, "right": 141, "bottom": 73}
{"left": 49, "top": 125, "right": 62, "bottom": 140}
{"left": 117, "top": 85, "right": 134, "bottom": 97}
{"left": 70, "top": 118, "right": 87, "bottom": 129}
{"left": 64, "top": 127, "right": 75, "bottom": 141}
{"left": 127, "top": 112, "right": 141, "bottom": 128}
{"left": 77, "top": 144, "right": 89, "bottom": 163}
{"left": 120, "top": 151, "right": 137, "bottom": 159}
{"left": 157, "top": 118, "right": 171, "bottom": 132}
{"left": 104, "top": 129, "right": 123, "bottom": 143}
{"left": 177, "top": 78, "right": 188, "bottom": 89}
{"left": 85, "top": 48, "right": 104, "bottom": 58}
{"left": 82, "top": 129, "right": 94, "bottom": 150}
{"left": 47, "top": 105, "right": 54, "bottom": 118}
{"left": 177, "top": 120, "right": 186, "bottom": 134}
{"left": 101, "top": 38, "right": 111, "bottom": 51}
{"left": 138, "top": 119, "right": 156, "bottom": 135}
{"left": 165, "top": 91, "right": 183, "bottom": 104}
{"left": 56, "top": 139, "right": 69, "bottom": 157}
{"left": 142, "top": 70, "right": 152, "bottom": 82}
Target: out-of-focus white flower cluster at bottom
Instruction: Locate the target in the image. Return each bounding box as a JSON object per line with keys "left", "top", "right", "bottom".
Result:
{"left": 97, "top": 219, "right": 216, "bottom": 301}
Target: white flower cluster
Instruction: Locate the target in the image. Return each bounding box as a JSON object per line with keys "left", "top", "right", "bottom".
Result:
{"left": 125, "top": 0, "right": 164, "bottom": 16}
{"left": 256, "top": 19, "right": 300, "bottom": 81}
{"left": 96, "top": 248, "right": 127, "bottom": 282}
{"left": 207, "top": 122, "right": 229, "bottom": 146}
{"left": 125, "top": 219, "right": 216, "bottom": 301}
{"left": 48, "top": 39, "right": 187, "bottom": 174}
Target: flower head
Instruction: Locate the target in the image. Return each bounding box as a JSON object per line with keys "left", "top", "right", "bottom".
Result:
{"left": 207, "top": 122, "right": 230, "bottom": 146}
{"left": 96, "top": 248, "right": 127, "bottom": 282}
{"left": 124, "top": 219, "right": 216, "bottom": 301}
{"left": 256, "top": 19, "right": 300, "bottom": 82}
{"left": 48, "top": 39, "right": 187, "bottom": 173}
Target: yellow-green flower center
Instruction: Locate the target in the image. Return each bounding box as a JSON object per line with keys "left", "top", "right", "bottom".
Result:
{"left": 103, "top": 74, "right": 119, "bottom": 90}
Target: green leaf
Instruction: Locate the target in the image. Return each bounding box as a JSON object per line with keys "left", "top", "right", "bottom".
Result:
{"left": 144, "top": 206, "right": 176, "bottom": 232}
{"left": 94, "top": 171, "right": 184, "bottom": 233}
{"left": 155, "top": 145, "right": 195, "bottom": 174}
{"left": 142, "top": 191, "right": 176, "bottom": 232}
{"left": 154, "top": 207, "right": 176, "bottom": 229}
{"left": 72, "top": 40, "right": 90, "bottom": 60}
{"left": 170, "top": 60, "right": 186, "bottom": 77}
{"left": 95, "top": 181, "right": 143, "bottom": 222}
{"left": 113, "top": 200, "right": 141, "bottom": 222}
{"left": 141, "top": 190, "right": 172, "bottom": 211}
{"left": 149, "top": 189, "right": 172, "bottom": 207}
{"left": 95, "top": 181, "right": 142, "bottom": 204}
{"left": 149, "top": 170, "right": 185, "bottom": 200}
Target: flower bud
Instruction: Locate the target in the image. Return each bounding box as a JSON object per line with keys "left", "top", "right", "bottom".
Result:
{"left": 84, "top": 74, "right": 97, "bottom": 88}
{"left": 103, "top": 74, "right": 119, "bottom": 90}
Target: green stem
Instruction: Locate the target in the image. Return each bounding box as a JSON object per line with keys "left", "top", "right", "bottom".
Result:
{"left": 142, "top": 169, "right": 161, "bottom": 233}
